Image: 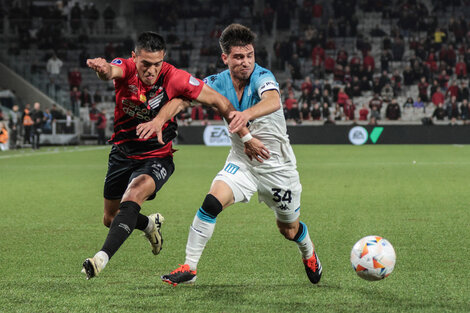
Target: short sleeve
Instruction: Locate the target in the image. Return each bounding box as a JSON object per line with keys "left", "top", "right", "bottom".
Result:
{"left": 166, "top": 68, "right": 204, "bottom": 100}
{"left": 110, "top": 58, "right": 132, "bottom": 81}
{"left": 255, "top": 69, "right": 279, "bottom": 98}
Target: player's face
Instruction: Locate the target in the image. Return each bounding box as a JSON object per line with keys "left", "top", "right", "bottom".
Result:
{"left": 222, "top": 44, "right": 255, "bottom": 82}
{"left": 132, "top": 49, "right": 165, "bottom": 85}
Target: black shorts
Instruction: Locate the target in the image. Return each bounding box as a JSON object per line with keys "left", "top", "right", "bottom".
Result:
{"left": 103, "top": 145, "right": 175, "bottom": 201}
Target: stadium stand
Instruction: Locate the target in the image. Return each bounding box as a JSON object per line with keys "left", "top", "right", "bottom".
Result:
{"left": 0, "top": 0, "right": 469, "bottom": 147}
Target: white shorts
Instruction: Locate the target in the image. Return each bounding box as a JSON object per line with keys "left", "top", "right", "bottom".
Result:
{"left": 212, "top": 157, "right": 302, "bottom": 223}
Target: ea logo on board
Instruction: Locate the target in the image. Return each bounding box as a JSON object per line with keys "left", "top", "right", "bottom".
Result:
{"left": 348, "top": 126, "right": 368, "bottom": 145}
{"left": 203, "top": 125, "right": 231, "bottom": 146}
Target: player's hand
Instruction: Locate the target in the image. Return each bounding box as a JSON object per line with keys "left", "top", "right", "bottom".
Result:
{"left": 86, "top": 58, "right": 111, "bottom": 77}
{"left": 136, "top": 118, "right": 165, "bottom": 144}
{"left": 228, "top": 110, "right": 250, "bottom": 133}
{"left": 244, "top": 137, "right": 270, "bottom": 163}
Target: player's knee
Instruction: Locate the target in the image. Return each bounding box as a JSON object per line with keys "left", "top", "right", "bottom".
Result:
{"left": 201, "top": 194, "right": 223, "bottom": 218}
{"left": 279, "top": 227, "right": 297, "bottom": 240}
{"left": 103, "top": 214, "right": 114, "bottom": 228}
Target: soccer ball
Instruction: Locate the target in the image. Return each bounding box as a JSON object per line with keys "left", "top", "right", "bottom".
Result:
{"left": 350, "top": 236, "right": 396, "bottom": 281}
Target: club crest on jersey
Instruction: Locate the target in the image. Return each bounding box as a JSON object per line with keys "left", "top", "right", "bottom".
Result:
{"left": 147, "top": 86, "right": 165, "bottom": 110}
{"left": 140, "top": 94, "right": 147, "bottom": 103}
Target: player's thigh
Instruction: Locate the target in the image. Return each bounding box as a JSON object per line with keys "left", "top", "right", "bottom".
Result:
{"left": 103, "top": 146, "right": 134, "bottom": 200}
{"left": 258, "top": 168, "right": 302, "bottom": 223}
{"left": 128, "top": 156, "right": 175, "bottom": 201}
{"left": 212, "top": 161, "right": 258, "bottom": 205}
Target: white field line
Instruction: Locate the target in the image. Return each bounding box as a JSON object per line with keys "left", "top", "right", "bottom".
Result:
{"left": 0, "top": 146, "right": 108, "bottom": 159}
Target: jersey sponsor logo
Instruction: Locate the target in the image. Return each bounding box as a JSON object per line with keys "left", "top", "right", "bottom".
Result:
{"left": 259, "top": 81, "right": 279, "bottom": 94}
{"left": 122, "top": 99, "right": 152, "bottom": 121}
{"left": 258, "top": 70, "right": 268, "bottom": 76}
{"left": 128, "top": 85, "right": 138, "bottom": 94}
{"left": 224, "top": 163, "right": 239, "bottom": 174}
{"left": 203, "top": 125, "right": 231, "bottom": 146}
{"left": 189, "top": 76, "right": 200, "bottom": 86}
{"left": 111, "top": 59, "right": 122, "bottom": 65}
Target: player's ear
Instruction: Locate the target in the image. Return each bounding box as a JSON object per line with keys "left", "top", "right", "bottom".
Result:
{"left": 221, "top": 53, "right": 228, "bottom": 65}
{"left": 131, "top": 51, "right": 136, "bottom": 63}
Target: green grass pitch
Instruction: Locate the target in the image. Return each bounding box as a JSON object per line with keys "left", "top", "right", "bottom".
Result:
{"left": 1, "top": 144, "right": 469, "bottom": 312}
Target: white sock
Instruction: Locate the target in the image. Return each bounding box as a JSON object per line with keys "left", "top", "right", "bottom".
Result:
{"left": 94, "top": 250, "right": 109, "bottom": 271}
{"left": 143, "top": 217, "right": 153, "bottom": 234}
{"left": 184, "top": 209, "right": 216, "bottom": 271}
{"left": 295, "top": 221, "right": 314, "bottom": 259}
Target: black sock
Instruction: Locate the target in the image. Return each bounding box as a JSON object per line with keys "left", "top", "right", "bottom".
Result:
{"left": 101, "top": 201, "right": 141, "bottom": 259}
{"left": 135, "top": 213, "right": 149, "bottom": 231}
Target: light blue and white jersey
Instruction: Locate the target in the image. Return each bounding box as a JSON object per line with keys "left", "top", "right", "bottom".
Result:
{"left": 204, "top": 64, "right": 296, "bottom": 172}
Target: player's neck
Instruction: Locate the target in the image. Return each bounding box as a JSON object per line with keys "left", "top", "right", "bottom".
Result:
{"left": 230, "top": 76, "right": 248, "bottom": 92}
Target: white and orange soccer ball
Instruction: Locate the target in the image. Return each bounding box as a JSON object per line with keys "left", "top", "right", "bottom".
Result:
{"left": 350, "top": 236, "right": 396, "bottom": 281}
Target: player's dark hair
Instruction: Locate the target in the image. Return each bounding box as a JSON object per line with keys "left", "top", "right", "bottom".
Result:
{"left": 135, "top": 31, "right": 166, "bottom": 54}
{"left": 219, "top": 23, "right": 256, "bottom": 55}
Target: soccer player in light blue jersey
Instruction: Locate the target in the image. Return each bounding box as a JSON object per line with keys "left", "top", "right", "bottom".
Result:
{"left": 152, "top": 24, "right": 322, "bottom": 285}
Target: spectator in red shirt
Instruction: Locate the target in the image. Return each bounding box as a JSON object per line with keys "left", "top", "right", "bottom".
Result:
{"left": 285, "top": 93, "right": 298, "bottom": 111}
{"left": 324, "top": 56, "right": 335, "bottom": 74}
{"left": 96, "top": 109, "right": 107, "bottom": 145}
{"left": 359, "top": 103, "right": 369, "bottom": 121}
{"left": 455, "top": 57, "right": 467, "bottom": 79}
{"left": 418, "top": 77, "right": 429, "bottom": 103}
{"left": 425, "top": 51, "right": 438, "bottom": 73}
{"left": 311, "top": 44, "right": 325, "bottom": 66}
{"left": 312, "top": 2, "right": 323, "bottom": 18}
{"left": 337, "top": 87, "right": 349, "bottom": 107}
{"left": 446, "top": 44, "right": 457, "bottom": 67}
{"left": 68, "top": 67, "right": 82, "bottom": 90}
{"left": 363, "top": 51, "right": 375, "bottom": 71}
{"left": 446, "top": 80, "right": 459, "bottom": 99}
{"left": 432, "top": 89, "right": 445, "bottom": 106}
{"left": 300, "top": 76, "right": 313, "bottom": 95}
{"left": 343, "top": 99, "right": 356, "bottom": 121}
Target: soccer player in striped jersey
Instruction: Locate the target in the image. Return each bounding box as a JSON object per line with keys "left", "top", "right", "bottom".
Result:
{"left": 81, "top": 31, "right": 268, "bottom": 280}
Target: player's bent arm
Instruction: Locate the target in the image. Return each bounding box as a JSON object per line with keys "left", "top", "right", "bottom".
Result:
{"left": 195, "top": 84, "right": 250, "bottom": 137}
{"left": 86, "top": 58, "right": 124, "bottom": 81}
{"left": 228, "top": 90, "right": 280, "bottom": 133}
{"left": 245, "top": 89, "right": 281, "bottom": 119}
{"left": 196, "top": 85, "right": 270, "bottom": 161}
{"left": 136, "top": 98, "right": 189, "bottom": 142}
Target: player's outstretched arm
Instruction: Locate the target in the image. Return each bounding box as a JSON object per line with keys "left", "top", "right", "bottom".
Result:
{"left": 196, "top": 84, "right": 270, "bottom": 162}
{"left": 86, "top": 58, "right": 124, "bottom": 81}
{"left": 136, "top": 98, "right": 189, "bottom": 144}
{"left": 228, "top": 90, "right": 281, "bottom": 133}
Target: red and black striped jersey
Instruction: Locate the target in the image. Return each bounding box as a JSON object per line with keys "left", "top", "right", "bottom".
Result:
{"left": 110, "top": 58, "right": 204, "bottom": 159}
